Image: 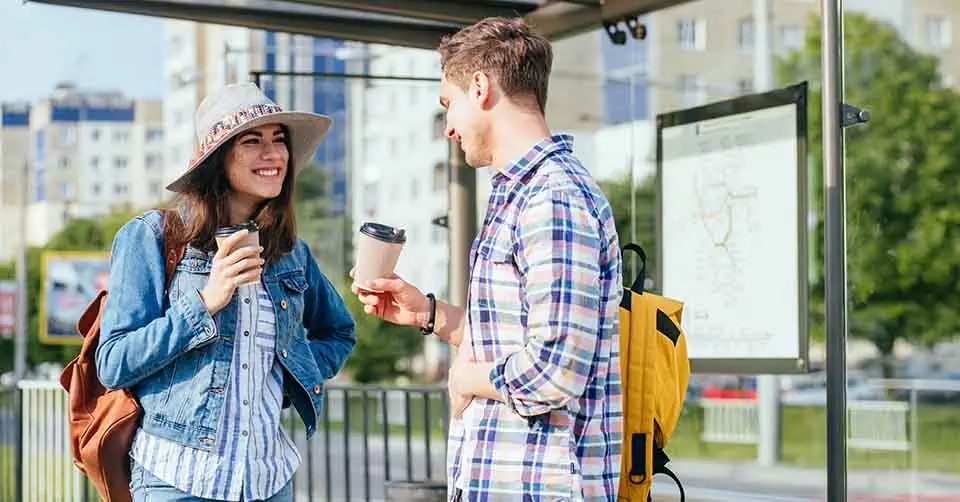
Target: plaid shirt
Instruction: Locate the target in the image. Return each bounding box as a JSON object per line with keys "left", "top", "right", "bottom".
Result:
{"left": 448, "top": 135, "right": 623, "bottom": 501}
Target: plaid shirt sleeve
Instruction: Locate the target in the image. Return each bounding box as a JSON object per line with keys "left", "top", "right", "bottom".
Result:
{"left": 489, "top": 188, "right": 604, "bottom": 417}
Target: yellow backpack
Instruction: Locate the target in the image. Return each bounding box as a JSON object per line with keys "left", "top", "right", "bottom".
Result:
{"left": 617, "top": 244, "right": 690, "bottom": 501}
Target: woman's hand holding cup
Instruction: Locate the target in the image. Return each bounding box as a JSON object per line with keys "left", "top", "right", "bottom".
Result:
{"left": 200, "top": 229, "right": 264, "bottom": 314}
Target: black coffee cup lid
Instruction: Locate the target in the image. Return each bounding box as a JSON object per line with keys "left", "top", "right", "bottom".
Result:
{"left": 360, "top": 222, "right": 406, "bottom": 244}
{"left": 215, "top": 221, "right": 259, "bottom": 236}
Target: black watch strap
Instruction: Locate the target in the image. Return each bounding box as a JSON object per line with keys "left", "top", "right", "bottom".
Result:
{"left": 421, "top": 293, "right": 437, "bottom": 335}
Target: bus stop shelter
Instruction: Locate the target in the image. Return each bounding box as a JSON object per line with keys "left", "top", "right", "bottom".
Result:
{"left": 20, "top": 1, "right": 854, "bottom": 500}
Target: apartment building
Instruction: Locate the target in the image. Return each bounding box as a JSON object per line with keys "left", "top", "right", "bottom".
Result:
{"left": 645, "top": 0, "right": 957, "bottom": 114}
{"left": 0, "top": 84, "right": 165, "bottom": 252}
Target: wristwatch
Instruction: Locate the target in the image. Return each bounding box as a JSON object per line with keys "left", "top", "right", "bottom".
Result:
{"left": 421, "top": 293, "right": 436, "bottom": 336}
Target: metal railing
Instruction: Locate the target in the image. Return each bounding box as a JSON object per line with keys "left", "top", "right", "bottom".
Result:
{"left": 0, "top": 386, "right": 21, "bottom": 502}
{"left": 0, "top": 381, "right": 449, "bottom": 502}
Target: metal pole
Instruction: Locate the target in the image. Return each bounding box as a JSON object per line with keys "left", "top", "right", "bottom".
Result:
{"left": 821, "top": 0, "right": 848, "bottom": 500}
{"left": 447, "top": 141, "right": 475, "bottom": 312}
{"left": 753, "top": 0, "right": 782, "bottom": 467}
{"left": 628, "top": 72, "right": 637, "bottom": 281}
{"left": 910, "top": 386, "right": 918, "bottom": 500}
{"left": 14, "top": 160, "right": 27, "bottom": 380}
{"left": 250, "top": 70, "right": 440, "bottom": 84}
{"left": 15, "top": 387, "right": 23, "bottom": 502}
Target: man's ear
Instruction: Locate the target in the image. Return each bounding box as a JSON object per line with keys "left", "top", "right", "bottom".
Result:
{"left": 471, "top": 71, "right": 494, "bottom": 108}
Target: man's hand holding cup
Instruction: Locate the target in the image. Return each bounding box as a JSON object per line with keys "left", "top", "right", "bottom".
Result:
{"left": 351, "top": 272, "right": 429, "bottom": 328}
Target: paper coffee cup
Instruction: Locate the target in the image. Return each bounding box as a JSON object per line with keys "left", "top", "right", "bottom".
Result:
{"left": 354, "top": 222, "right": 406, "bottom": 292}
{"left": 215, "top": 221, "right": 261, "bottom": 285}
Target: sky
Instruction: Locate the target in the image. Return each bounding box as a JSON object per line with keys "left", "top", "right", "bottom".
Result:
{"left": 0, "top": 2, "right": 165, "bottom": 103}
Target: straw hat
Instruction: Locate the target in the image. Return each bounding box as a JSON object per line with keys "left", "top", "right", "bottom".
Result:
{"left": 166, "top": 82, "right": 332, "bottom": 192}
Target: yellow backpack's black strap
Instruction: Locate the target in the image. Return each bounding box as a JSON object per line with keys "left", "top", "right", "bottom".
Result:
{"left": 627, "top": 433, "right": 647, "bottom": 485}
{"left": 647, "top": 446, "right": 685, "bottom": 502}
{"left": 621, "top": 243, "right": 647, "bottom": 294}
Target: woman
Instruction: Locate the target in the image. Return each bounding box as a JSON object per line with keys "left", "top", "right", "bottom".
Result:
{"left": 96, "top": 83, "right": 356, "bottom": 502}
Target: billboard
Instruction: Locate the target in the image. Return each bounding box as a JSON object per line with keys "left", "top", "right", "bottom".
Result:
{"left": 0, "top": 281, "right": 16, "bottom": 339}
{"left": 40, "top": 251, "right": 110, "bottom": 345}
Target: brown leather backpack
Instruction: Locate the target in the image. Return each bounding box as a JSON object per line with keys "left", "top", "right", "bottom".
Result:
{"left": 59, "top": 210, "right": 186, "bottom": 502}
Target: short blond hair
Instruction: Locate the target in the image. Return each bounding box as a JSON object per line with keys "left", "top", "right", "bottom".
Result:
{"left": 437, "top": 17, "right": 553, "bottom": 113}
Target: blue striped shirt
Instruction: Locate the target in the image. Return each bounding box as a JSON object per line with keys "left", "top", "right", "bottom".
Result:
{"left": 130, "top": 282, "right": 300, "bottom": 501}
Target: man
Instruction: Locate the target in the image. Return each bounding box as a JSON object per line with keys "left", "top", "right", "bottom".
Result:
{"left": 352, "top": 16, "right": 622, "bottom": 501}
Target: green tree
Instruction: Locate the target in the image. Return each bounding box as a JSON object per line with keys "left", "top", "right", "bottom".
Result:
{"left": 598, "top": 172, "right": 658, "bottom": 289}
{"left": 778, "top": 13, "right": 960, "bottom": 373}
{"left": 338, "top": 281, "right": 424, "bottom": 383}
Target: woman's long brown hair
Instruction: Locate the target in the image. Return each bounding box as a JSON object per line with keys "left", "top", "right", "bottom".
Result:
{"left": 166, "top": 132, "right": 297, "bottom": 264}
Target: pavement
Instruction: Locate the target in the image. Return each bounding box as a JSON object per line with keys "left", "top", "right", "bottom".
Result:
{"left": 284, "top": 430, "right": 960, "bottom": 501}
{"left": 654, "top": 458, "right": 960, "bottom": 502}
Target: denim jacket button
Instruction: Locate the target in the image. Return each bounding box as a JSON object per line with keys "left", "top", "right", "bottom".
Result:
{"left": 313, "top": 384, "right": 321, "bottom": 394}
{"left": 281, "top": 350, "right": 288, "bottom": 358}
{"left": 280, "top": 299, "right": 288, "bottom": 310}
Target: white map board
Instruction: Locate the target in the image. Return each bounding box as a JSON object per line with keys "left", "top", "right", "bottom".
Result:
{"left": 657, "top": 84, "right": 810, "bottom": 374}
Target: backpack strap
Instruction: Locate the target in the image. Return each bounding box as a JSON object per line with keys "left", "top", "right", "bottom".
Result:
{"left": 646, "top": 446, "right": 685, "bottom": 502}
{"left": 159, "top": 209, "right": 187, "bottom": 286}
{"left": 622, "top": 243, "right": 647, "bottom": 294}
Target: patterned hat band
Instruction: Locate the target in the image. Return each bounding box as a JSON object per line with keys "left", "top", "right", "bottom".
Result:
{"left": 191, "top": 103, "right": 285, "bottom": 167}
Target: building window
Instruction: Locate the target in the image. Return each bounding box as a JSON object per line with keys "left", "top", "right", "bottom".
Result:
{"left": 113, "top": 131, "right": 129, "bottom": 143}
{"left": 432, "top": 162, "right": 445, "bottom": 192}
{"left": 92, "top": 184, "right": 101, "bottom": 195}
{"left": 90, "top": 157, "right": 99, "bottom": 170}
{"left": 59, "top": 182, "right": 69, "bottom": 197}
{"left": 91, "top": 130, "right": 101, "bottom": 142}
{"left": 737, "top": 78, "right": 753, "bottom": 94}
{"left": 146, "top": 129, "right": 164, "bottom": 142}
{"left": 926, "top": 16, "right": 952, "bottom": 50}
{"left": 738, "top": 18, "right": 755, "bottom": 51}
{"left": 59, "top": 127, "right": 76, "bottom": 147}
{"left": 678, "top": 74, "right": 704, "bottom": 107}
{"left": 676, "top": 19, "right": 705, "bottom": 50}
{"left": 114, "top": 184, "right": 128, "bottom": 195}
{"left": 149, "top": 182, "right": 161, "bottom": 195}
{"left": 778, "top": 25, "right": 804, "bottom": 54}
{"left": 59, "top": 157, "right": 71, "bottom": 169}
{"left": 146, "top": 153, "right": 161, "bottom": 169}
{"left": 362, "top": 181, "right": 378, "bottom": 217}
{"left": 114, "top": 157, "right": 127, "bottom": 169}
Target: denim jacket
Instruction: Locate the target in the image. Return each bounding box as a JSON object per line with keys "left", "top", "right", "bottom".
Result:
{"left": 96, "top": 210, "right": 356, "bottom": 451}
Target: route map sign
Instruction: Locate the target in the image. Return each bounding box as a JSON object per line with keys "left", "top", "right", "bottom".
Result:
{"left": 656, "top": 82, "right": 811, "bottom": 374}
